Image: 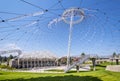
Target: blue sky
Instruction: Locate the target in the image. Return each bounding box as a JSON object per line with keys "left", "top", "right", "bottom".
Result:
{"left": 0, "top": 0, "right": 120, "bottom": 57}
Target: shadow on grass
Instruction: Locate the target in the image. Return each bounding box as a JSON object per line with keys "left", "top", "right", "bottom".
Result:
{"left": 96, "top": 65, "right": 106, "bottom": 68}
{"left": 0, "top": 73, "right": 3, "bottom": 75}
{"left": 0, "top": 75, "right": 102, "bottom": 81}
{"left": 68, "top": 71, "right": 91, "bottom": 73}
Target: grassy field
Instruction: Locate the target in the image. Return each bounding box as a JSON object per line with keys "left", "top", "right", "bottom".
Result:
{"left": 0, "top": 64, "right": 120, "bottom": 81}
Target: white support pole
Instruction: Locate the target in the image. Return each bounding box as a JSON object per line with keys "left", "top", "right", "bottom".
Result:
{"left": 18, "top": 58, "right": 19, "bottom": 68}
{"left": 67, "top": 11, "right": 74, "bottom": 68}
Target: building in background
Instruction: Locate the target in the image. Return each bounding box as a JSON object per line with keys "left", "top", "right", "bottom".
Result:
{"left": 9, "top": 51, "right": 58, "bottom": 68}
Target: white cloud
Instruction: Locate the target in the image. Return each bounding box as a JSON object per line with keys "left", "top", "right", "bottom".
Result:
{"left": 0, "top": 43, "right": 21, "bottom": 51}
{"left": 6, "top": 43, "right": 21, "bottom": 49}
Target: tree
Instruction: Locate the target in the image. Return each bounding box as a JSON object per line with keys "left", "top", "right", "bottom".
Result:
{"left": 2, "top": 56, "right": 7, "bottom": 62}
{"left": 8, "top": 55, "right": 13, "bottom": 61}
{"left": 81, "top": 53, "right": 85, "bottom": 57}
{"left": 112, "top": 52, "right": 119, "bottom": 65}
{"left": 113, "top": 52, "right": 116, "bottom": 58}
{"left": 0, "top": 55, "right": 2, "bottom": 64}
{"left": 10, "top": 55, "right": 13, "bottom": 59}
{"left": 60, "top": 57, "right": 67, "bottom": 65}
{"left": 91, "top": 57, "right": 96, "bottom": 71}
{"left": 0, "top": 55, "right": 2, "bottom": 61}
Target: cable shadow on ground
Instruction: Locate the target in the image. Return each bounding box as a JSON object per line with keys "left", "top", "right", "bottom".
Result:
{"left": 0, "top": 75, "right": 102, "bottom": 81}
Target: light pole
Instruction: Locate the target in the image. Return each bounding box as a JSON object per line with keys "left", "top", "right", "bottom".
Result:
{"left": 62, "top": 8, "right": 85, "bottom": 68}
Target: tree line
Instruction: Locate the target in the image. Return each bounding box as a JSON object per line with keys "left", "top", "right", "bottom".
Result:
{"left": 0, "top": 55, "right": 15, "bottom": 64}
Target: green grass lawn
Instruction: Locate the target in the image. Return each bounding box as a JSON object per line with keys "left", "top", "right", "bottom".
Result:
{"left": 0, "top": 64, "right": 120, "bottom": 81}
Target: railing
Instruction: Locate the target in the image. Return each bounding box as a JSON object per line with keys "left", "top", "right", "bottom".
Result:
{"left": 64, "top": 55, "right": 90, "bottom": 73}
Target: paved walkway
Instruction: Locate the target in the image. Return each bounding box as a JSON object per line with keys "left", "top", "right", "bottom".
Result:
{"left": 106, "top": 65, "right": 120, "bottom": 72}
{"left": 1, "top": 65, "right": 91, "bottom": 73}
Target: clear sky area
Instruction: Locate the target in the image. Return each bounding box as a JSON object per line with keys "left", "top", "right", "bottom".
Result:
{"left": 0, "top": 0, "right": 120, "bottom": 57}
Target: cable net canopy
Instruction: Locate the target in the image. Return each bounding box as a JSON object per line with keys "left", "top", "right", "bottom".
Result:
{"left": 0, "top": 0, "right": 119, "bottom": 56}
{"left": 18, "top": 51, "right": 57, "bottom": 59}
